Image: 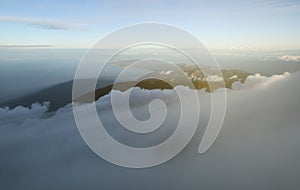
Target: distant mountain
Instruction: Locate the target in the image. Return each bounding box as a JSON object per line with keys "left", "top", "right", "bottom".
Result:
{"left": 0, "top": 61, "right": 251, "bottom": 111}
{"left": 75, "top": 69, "right": 251, "bottom": 104}
{"left": 0, "top": 79, "right": 113, "bottom": 112}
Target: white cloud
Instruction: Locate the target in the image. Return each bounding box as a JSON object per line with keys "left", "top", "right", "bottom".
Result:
{"left": 206, "top": 75, "right": 224, "bottom": 82}
{"left": 189, "top": 75, "right": 224, "bottom": 82}
{"left": 230, "top": 75, "right": 238, "bottom": 80}
{"left": 0, "top": 71, "right": 299, "bottom": 189}
{"left": 232, "top": 72, "right": 290, "bottom": 90}
{"left": 0, "top": 16, "right": 84, "bottom": 30}
{"left": 278, "top": 55, "right": 300, "bottom": 62}
{"left": 0, "top": 102, "right": 49, "bottom": 125}
{"left": 160, "top": 70, "right": 173, "bottom": 75}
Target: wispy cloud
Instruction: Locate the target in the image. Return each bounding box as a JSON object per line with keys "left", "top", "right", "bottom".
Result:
{"left": 0, "top": 45, "right": 53, "bottom": 48}
{"left": 261, "top": 0, "right": 300, "bottom": 12}
{"left": 0, "top": 16, "right": 84, "bottom": 30}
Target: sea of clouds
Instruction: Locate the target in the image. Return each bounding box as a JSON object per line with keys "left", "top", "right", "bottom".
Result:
{"left": 0, "top": 72, "right": 299, "bottom": 189}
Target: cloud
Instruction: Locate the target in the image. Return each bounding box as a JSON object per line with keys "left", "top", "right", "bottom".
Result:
{"left": 0, "top": 16, "right": 83, "bottom": 30}
{"left": 0, "top": 102, "right": 49, "bottom": 125}
{"left": 261, "top": 0, "right": 300, "bottom": 12}
{"left": 160, "top": 70, "right": 173, "bottom": 75}
{"left": 230, "top": 75, "right": 238, "bottom": 80}
{"left": 232, "top": 72, "right": 290, "bottom": 90}
{"left": 0, "top": 71, "right": 300, "bottom": 189}
{"left": 278, "top": 55, "right": 300, "bottom": 62}
{"left": 206, "top": 75, "right": 224, "bottom": 82}
{"left": 0, "top": 45, "right": 53, "bottom": 48}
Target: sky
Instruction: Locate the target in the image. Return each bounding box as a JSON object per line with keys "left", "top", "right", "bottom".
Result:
{"left": 0, "top": 0, "right": 299, "bottom": 49}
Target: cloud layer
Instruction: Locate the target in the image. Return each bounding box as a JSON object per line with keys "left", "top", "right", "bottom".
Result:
{"left": 0, "top": 72, "right": 300, "bottom": 189}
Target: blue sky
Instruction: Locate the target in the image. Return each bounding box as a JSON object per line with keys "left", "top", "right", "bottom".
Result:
{"left": 0, "top": 0, "right": 299, "bottom": 49}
